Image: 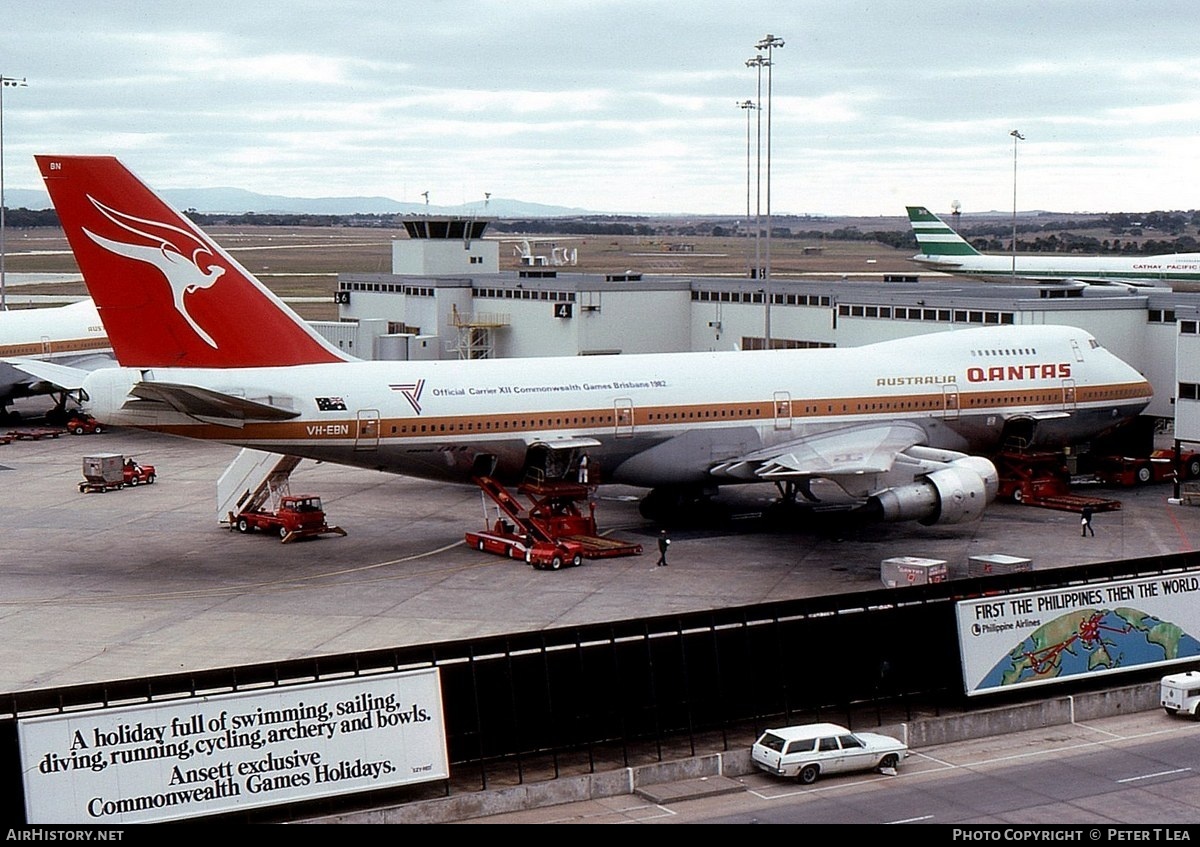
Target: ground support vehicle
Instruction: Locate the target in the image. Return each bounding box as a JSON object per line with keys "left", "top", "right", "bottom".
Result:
{"left": 78, "top": 454, "right": 156, "bottom": 492}
{"left": 1167, "top": 449, "right": 1200, "bottom": 481}
{"left": 8, "top": 427, "right": 64, "bottom": 441}
{"left": 230, "top": 494, "right": 346, "bottom": 543}
{"left": 123, "top": 460, "right": 156, "bottom": 486}
{"left": 751, "top": 723, "right": 909, "bottom": 785}
{"left": 466, "top": 475, "right": 642, "bottom": 570}
{"left": 67, "top": 414, "right": 104, "bottom": 435}
{"left": 1161, "top": 671, "right": 1200, "bottom": 718}
{"left": 1092, "top": 454, "right": 1175, "bottom": 487}
{"left": 994, "top": 450, "right": 1121, "bottom": 513}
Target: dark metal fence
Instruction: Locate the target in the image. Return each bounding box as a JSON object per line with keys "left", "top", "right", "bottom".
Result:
{"left": 3, "top": 550, "right": 1197, "bottom": 821}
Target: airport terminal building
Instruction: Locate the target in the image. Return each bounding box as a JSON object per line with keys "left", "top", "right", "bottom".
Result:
{"left": 325, "top": 217, "right": 1200, "bottom": 443}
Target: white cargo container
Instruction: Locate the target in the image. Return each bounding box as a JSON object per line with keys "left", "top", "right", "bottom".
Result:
{"left": 79, "top": 453, "right": 125, "bottom": 493}
{"left": 967, "top": 554, "right": 1033, "bottom": 578}
{"left": 881, "top": 556, "right": 947, "bottom": 588}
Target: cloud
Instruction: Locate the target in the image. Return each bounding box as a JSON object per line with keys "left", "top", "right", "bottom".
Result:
{"left": 3, "top": 1, "right": 1198, "bottom": 215}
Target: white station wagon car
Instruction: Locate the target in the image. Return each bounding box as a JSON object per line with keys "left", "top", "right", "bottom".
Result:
{"left": 751, "top": 722, "right": 909, "bottom": 784}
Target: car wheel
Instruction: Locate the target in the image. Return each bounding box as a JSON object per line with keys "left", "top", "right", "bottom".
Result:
{"left": 129, "top": 476, "right": 138, "bottom": 486}
{"left": 237, "top": 518, "right": 250, "bottom": 533}
{"left": 477, "top": 540, "right": 485, "bottom": 551}
{"left": 1189, "top": 459, "right": 1200, "bottom": 479}
{"left": 1012, "top": 488, "right": 1025, "bottom": 503}
{"left": 279, "top": 526, "right": 290, "bottom": 540}
{"left": 94, "top": 426, "right": 103, "bottom": 434}
{"left": 571, "top": 553, "right": 583, "bottom": 567}
{"left": 550, "top": 555, "right": 563, "bottom": 571}
{"left": 879, "top": 753, "right": 900, "bottom": 771}
{"left": 146, "top": 474, "right": 155, "bottom": 484}
{"left": 73, "top": 426, "right": 84, "bottom": 435}
{"left": 798, "top": 764, "right": 819, "bottom": 785}
{"left": 1136, "top": 465, "right": 1152, "bottom": 484}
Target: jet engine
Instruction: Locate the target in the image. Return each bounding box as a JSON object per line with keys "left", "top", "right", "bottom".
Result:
{"left": 868, "top": 455, "right": 998, "bottom": 526}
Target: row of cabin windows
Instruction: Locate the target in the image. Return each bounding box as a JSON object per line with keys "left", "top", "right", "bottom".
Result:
{"left": 381, "top": 384, "right": 1147, "bottom": 435}
{"left": 971, "top": 347, "right": 1038, "bottom": 357}
{"left": 386, "top": 407, "right": 765, "bottom": 434}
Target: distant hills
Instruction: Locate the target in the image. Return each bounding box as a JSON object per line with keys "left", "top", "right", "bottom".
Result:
{"left": 2, "top": 186, "right": 589, "bottom": 218}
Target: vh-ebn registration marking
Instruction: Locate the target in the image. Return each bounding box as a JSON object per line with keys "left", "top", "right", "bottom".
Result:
{"left": 307, "top": 424, "right": 351, "bottom": 436}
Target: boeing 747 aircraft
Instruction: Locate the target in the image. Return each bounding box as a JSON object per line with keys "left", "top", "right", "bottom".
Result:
{"left": 907, "top": 205, "right": 1200, "bottom": 288}
{"left": 0, "top": 298, "right": 111, "bottom": 419}
{"left": 20, "top": 156, "right": 1154, "bottom": 528}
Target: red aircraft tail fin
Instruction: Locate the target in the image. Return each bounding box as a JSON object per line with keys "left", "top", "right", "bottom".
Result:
{"left": 36, "top": 155, "right": 349, "bottom": 368}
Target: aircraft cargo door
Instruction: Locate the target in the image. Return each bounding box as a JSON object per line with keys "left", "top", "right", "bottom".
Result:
{"left": 355, "top": 409, "right": 381, "bottom": 451}
{"left": 1061, "top": 379, "right": 1077, "bottom": 412}
{"left": 614, "top": 398, "right": 634, "bottom": 438}
{"left": 773, "top": 391, "right": 793, "bottom": 431}
{"left": 941, "top": 384, "right": 960, "bottom": 420}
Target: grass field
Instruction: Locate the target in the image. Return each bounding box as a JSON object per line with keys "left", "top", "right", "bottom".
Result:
{"left": 1, "top": 224, "right": 923, "bottom": 321}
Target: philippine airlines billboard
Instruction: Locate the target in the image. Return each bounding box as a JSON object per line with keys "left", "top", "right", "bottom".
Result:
{"left": 18, "top": 668, "right": 448, "bottom": 824}
{"left": 957, "top": 571, "right": 1200, "bottom": 696}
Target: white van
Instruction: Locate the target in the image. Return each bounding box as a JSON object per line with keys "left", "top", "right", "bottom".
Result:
{"left": 1160, "top": 670, "right": 1200, "bottom": 718}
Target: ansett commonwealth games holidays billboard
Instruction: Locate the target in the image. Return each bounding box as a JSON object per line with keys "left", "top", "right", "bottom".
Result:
{"left": 18, "top": 668, "right": 448, "bottom": 824}
{"left": 956, "top": 571, "right": 1200, "bottom": 696}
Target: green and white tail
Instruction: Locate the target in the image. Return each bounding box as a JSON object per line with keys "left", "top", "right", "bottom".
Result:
{"left": 906, "top": 206, "right": 981, "bottom": 257}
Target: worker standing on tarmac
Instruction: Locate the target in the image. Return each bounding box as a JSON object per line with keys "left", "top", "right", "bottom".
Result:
{"left": 656, "top": 530, "right": 670, "bottom": 566}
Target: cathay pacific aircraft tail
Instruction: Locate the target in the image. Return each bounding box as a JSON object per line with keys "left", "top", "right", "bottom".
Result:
{"left": 907, "top": 205, "right": 1200, "bottom": 288}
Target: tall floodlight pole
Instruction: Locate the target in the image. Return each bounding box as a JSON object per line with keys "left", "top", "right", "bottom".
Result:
{"left": 738, "top": 99, "right": 756, "bottom": 279}
{"left": 756, "top": 34, "right": 783, "bottom": 347}
{"left": 1010, "top": 129, "right": 1024, "bottom": 281}
{"left": 0, "top": 75, "right": 28, "bottom": 312}
{"left": 744, "top": 54, "right": 763, "bottom": 343}
{"left": 745, "top": 56, "right": 766, "bottom": 288}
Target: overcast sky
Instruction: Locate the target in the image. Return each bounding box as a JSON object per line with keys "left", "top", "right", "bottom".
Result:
{"left": 3, "top": 1, "right": 1198, "bottom": 217}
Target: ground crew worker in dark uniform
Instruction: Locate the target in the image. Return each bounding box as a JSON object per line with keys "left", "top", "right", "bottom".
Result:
{"left": 656, "top": 530, "right": 670, "bottom": 566}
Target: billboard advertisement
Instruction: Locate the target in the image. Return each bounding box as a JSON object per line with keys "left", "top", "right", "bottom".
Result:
{"left": 18, "top": 668, "right": 447, "bottom": 824}
{"left": 957, "top": 570, "right": 1200, "bottom": 696}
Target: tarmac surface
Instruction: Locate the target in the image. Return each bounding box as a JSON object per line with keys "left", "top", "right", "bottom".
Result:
{"left": 0, "top": 416, "right": 1196, "bottom": 695}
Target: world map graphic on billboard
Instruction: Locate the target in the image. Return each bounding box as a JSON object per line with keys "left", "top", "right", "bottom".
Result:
{"left": 978, "top": 606, "right": 1200, "bottom": 689}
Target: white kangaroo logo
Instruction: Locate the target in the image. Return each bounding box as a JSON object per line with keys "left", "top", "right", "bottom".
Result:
{"left": 82, "top": 195, "right": 224, "bottom": 348}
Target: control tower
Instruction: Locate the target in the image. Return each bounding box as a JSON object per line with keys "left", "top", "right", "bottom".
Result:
{"left": 392, "top": 216, "right": 500, "bottom": 275}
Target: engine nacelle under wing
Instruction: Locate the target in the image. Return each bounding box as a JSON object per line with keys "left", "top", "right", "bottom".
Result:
{"left": 868, "top": 456, "right": 998, "bottom": 526}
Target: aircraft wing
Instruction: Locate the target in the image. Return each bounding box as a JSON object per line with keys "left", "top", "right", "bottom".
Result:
{"left": 709, "top": 421, "right": 928, "bottom": 481}
{"left": 125, "top": 382, "right": 301, "bottom": 424}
